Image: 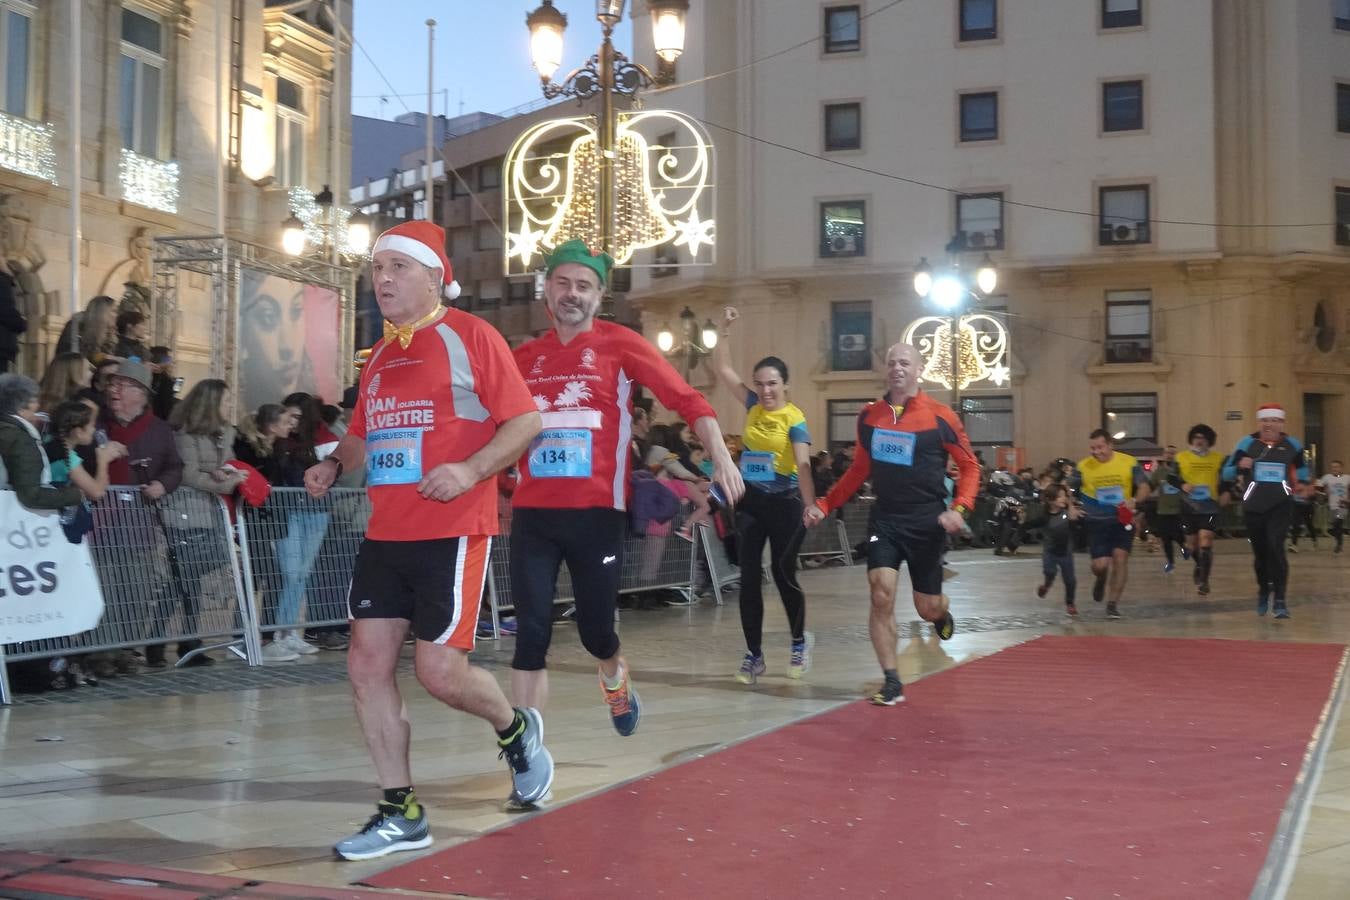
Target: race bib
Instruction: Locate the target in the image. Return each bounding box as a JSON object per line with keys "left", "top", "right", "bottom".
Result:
{"left": 871, "top": 429, "right": 916, "bottom": 466}
{"left": 1254, "top": 461, "right": 1285, "bottom": 484}
{"left": 739, "top": 451, "right": 776, "bottom": 483}
{"left": 1190, "top": 485, "right": 1212, "bottom": 501}
{"left": 366, "top": 428, "right": 424, "bottom": 486}
{"left": 1095, "top": 486, "right": 1125, "bottom": 506}
{"left": 528, "top": 428, "right": 592, "bottom": 478}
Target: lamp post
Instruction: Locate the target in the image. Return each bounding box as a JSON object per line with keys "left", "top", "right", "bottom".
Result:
{"left": 912, "top": 240, "right": 998, "bottom": 418}
{"left": 525, "top": 0, "right": 688, "bottom": 260}
{"left": 655, "top": 305, "right": 717, "bottom": 376}
{"left": 279, "top": 184, "right": 372, "bottom": 259}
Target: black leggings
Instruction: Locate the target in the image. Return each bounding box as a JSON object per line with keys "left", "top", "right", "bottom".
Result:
{"left": 1245, "top": 504, "right": 1293, "bottom": 601}
{"left": 1289, "top": 505, "right": 1317, "bottom": 545}
{"left": 510, "top": 507, "right": 625, "bottom": 671}
{"left": 734, "top": 488, "right": 806, "bottom": 657}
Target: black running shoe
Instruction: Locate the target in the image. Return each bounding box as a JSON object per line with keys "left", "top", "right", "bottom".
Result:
{"left": 871, "top": 679, "right": 905, "bottom": 706}
{"left": 1257, "top": 592, "right": 1270, "bottom": 616}
{"left": 1035, "top": 583, "right": 1048, "bottom": 599}
{"left": 1105, "top": 602, "right": 1122, "bottom": 620}
{"left": 1273, "top": 602, "right": 1290, "bottom": 620}
{"left": 1197, "top": 581, "right": 1210, "bottom": 596}
{"left": 935, "top": 611, "right": 955, "bottom": 641}
{"left": 1092, "top": 575, "right": 1106, "bottom": 604}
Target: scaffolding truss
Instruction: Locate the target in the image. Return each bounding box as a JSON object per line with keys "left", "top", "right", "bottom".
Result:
{"left": 151, "top": 234, "right": 355, "bottom": 417}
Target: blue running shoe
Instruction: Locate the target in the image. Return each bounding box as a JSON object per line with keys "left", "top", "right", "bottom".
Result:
{"left": 601, "top": 663, "right": 642, "bottom": 736}
{"left": 334, "top": 803, "right": 432, "bottom": 861}
{"left": 1257, "top": 593, "right": 1270, "bottom": 616}
{"left": 734, "top": 652, "right": 767, "bottom": 685}
{"left": 498, "top": 708, "right": 553, "bottom": 804}
{"left": 1163, "top": 562, "right": 1174, "bottom": 574}
{"left": 1273, "top": 602, "right": 1290, "bottom": 620}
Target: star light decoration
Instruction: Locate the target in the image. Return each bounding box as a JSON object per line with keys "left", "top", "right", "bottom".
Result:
{"left": 503, "top": 109, "right": 715, "bottom": 273}
{"left": 902, "top": 313, "right": 1011, "bottom": 391}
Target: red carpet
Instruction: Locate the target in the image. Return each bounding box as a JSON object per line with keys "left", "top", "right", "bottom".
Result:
{"left": 368, "top": 637, "right": 1346, "bottom": 899}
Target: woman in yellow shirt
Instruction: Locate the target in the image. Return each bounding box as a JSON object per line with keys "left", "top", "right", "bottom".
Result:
{"left": 713, "top": 307, "right": 817, "bottom": 685}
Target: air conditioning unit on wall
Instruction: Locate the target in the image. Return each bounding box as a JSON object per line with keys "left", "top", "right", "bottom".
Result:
{"left": 831, "top": 234, "right": 858, "bottom": 254}
{"left": 837, "top": 333, "right": 867, "bottom": 351}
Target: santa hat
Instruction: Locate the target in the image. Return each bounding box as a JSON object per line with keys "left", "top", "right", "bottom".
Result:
{"left": 1256, "top": 403, "right": 1285, "bottom": 421}
{"left": 371, "top": 221, "right": 461, "bottom": 300}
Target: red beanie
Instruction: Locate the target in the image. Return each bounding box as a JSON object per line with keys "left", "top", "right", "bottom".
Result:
{"left": 371, "top": 221, "right": 462, "bottom": 300}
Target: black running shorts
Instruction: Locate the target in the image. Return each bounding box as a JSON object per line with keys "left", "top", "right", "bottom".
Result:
{"left": 865, "top": 510, "right": 946, "bottom": 595}
{"left": 1182, "top": 512, "right": 1218, "bottom": 535}
{"left": 347, "top": 536, "right": 491, "bottom": 649}
{"left": 1085, "top": 518, "right": 1133, "bottom": 559}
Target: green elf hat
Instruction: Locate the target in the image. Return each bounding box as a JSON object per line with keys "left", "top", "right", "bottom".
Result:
{"left": 545, "top": 239, "right": 614, "bottom": 286}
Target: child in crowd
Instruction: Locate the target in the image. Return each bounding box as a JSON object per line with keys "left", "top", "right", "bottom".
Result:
{"left": 1036, "top": 483, "right": 1082, "bottom": 615}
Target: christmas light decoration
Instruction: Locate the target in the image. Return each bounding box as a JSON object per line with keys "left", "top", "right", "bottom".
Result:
{"left": 288, "top": 186, "right": 365, "bottom": 258}
{"left": 0, "top": 112, "right": 57, "bottom": 183}
{"left": 902, "top": 312, "right": 1010, "bottom": 391}
{"left": 120, "top": 148, "right": 179, "bottom": 213}
{"left": 503, "top": 109, "right": 715, "bottom": 272}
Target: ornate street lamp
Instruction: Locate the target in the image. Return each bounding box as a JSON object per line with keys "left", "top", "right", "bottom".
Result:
{"left": 524, "top": 0, "right": 684, "bottom": 257}
{"left": 908, "top": 240, "right": 1003, "bottom": 418}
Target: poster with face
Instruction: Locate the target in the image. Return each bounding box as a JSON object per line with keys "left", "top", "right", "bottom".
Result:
{"left": 239, "top": 269, "right": 340, "bottom": 413}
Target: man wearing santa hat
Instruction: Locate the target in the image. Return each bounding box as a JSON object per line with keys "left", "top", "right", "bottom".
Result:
{"left": 1222, "top": 403, "right": 1309, "bottom": 619}
{"left": 305, "top": 221, "right": 553, "bottom": 859}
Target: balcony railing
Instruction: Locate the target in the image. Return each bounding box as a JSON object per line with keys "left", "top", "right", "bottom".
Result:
{"left": 0, "top": 111, "right": 57, "bottom": 183}
{"left": 120, "top": 148, "right": 180, "bottom": 214}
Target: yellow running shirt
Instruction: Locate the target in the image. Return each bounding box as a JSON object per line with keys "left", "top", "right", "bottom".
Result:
{"left": 1075, "top": 451, "right": 1144, "bottom": 519}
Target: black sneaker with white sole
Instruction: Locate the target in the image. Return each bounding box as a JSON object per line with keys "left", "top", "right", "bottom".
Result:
{"left": 870, "top": 679, "right": 905, "bottom": 706}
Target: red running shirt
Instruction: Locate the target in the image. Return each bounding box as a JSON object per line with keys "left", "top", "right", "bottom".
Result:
{"left": 511, "top": 320, "right": 716, "bottom": 511}
{"left": 349, "top": 309, "right": 535, "bottom": 540}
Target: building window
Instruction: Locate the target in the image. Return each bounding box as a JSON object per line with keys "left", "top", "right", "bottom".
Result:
{"left": 831, "top": 301, "right": 873, "bottom": 371}
{"left": 477, "top": 284, "right": 502, "bottom": 310}
{"left": 820, "top": 200, "right": 866, "bottom": 258}
{"left": 120, "top": 7, "right": 166, "bottom": 158}
{"left": 1338, "top": 83, "right": 1350, "bottom": 133}
{"left": 609, "top": 266, "right": 632, "bottom": 293}
{"left": 274, "top": 76, "right": 305, "bottom": 188}
{"left": 824, "top": 102, "right": 861, "bottom": 151}
{"left": 1102, "top": 0, "right": 1142, "bottom": 29}
{"left": 959, "top": 92, "right": 998, "bottom": 142}
{"left": 1, "top": 0, "right": 35, "bottom": 117}
{"left": 1337, "top": 0, "right": 1350, "bottom": 31}
{"left": 1103, "top": 80, "right": 1144, "bottom": 132}
{"left": 824, "top": 5, "right": 861, "bottom": 53}
{"left": 479, "top": 160, "right": 501, "bottom": 191}
{"left": 1099, "top": 185, "right": 1150, "bottom": 244}
{"left": 1102, "top": 392, "right": 1157, "bottom": 443}
{"left": 450, "top": 170, "right": 470, "bottom": 198}
{"left": 475, "top": 221, "right": 501, "bottom": 251}
{"left": 828, "top": 398, "right": 872, "bottom": 451}
{"left": 1104, "top": 289, "right": 1152, "bottom": 363}
{"left": 956, "top": 193, "right": 1004, "bottom": 249}
{"left": 959, "top": 0, "right": 997, "bottom": 41}
{"left": 452, "top": 292, "right": 472, "bottom": 311}
{"left": 1336, "top": 187, "right": 1350, "bottom": 245}
{"left": 962, "top": 396, "right": 1014, "bottom": 448}
{"left": 506, "top": 280, "right": 533, "bottom": 305}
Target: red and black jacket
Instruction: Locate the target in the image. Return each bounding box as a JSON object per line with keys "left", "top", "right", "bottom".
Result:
{"left": 819, "top": 390, "right": 979, "bottom": 518}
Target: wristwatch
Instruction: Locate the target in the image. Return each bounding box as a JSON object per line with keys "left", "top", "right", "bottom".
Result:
{"left": 952, "top": 504, "right": 968, "bottom": 517}
{"left": 325, "top": 456, "right": 344, "bottom": 479}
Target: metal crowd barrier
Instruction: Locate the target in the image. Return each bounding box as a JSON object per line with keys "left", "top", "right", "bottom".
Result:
{"left": 1, "top": 485, "right": 261, "bottom": 703}
{"left": 236, "top": 487, "right": 367, "bottom": 639}
{"left": 483, "top": 509, "right": 699, "bottom": 638}
{"left": 3, "top": 484, "right": 716, "bottom": 701}
{"left": 797, "top": 516, "right": 852, "bottom": 565}
{"left": 839, "top": 498, "right": 874, "bottom": 557}
{"left": 697, "top": 522, "right": 740, "bottom": 605}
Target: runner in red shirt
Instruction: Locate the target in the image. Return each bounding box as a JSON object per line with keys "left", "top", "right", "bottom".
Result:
{"left": 304, "top": 222, "right": 553, "bottom": 859}
{"left": 510, "top": 239, "right": 744, "bottom": 745}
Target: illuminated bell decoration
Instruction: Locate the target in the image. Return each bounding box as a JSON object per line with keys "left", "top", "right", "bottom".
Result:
{"left": 504, "top": 109, "right": 715, "bottom": 271}
{"left": 902, "top": 313, "right": 1011, "bottom": 390}
{"left": 287, "top": 186, "right": 367, "bottom": 258}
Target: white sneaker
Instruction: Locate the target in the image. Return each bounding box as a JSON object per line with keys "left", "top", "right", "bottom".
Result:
{"left": 261, "top": 641, "right": 300, "bottom": 662}
{"left": 286, "top": 631, "right": 321, "bottom": 655}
